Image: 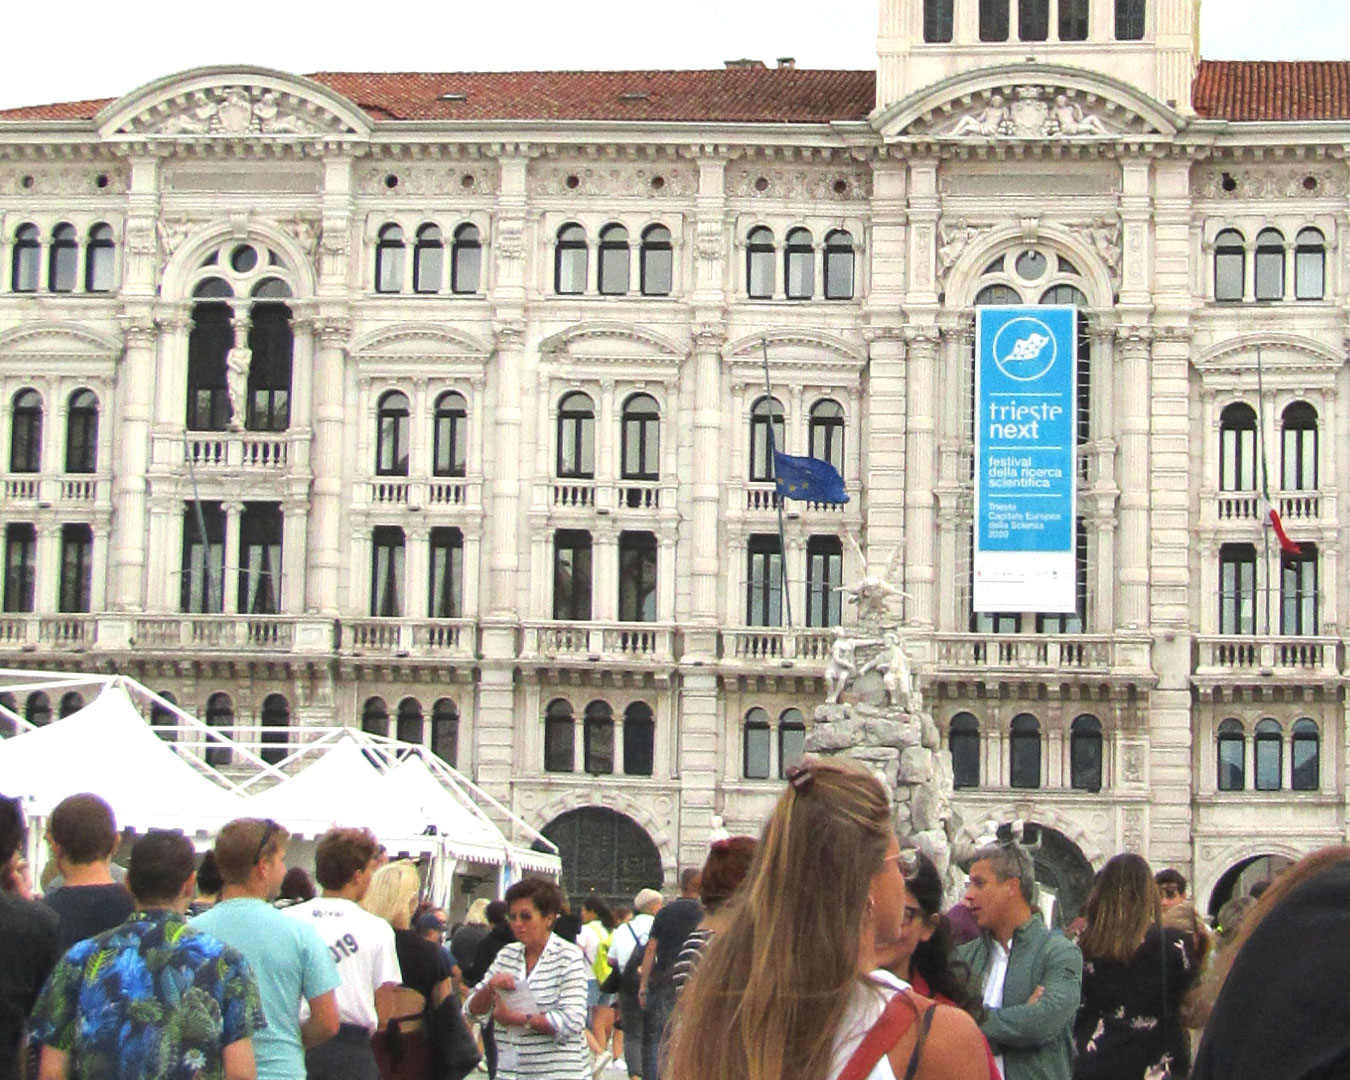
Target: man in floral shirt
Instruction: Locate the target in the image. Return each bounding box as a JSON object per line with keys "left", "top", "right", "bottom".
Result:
{"left": 29, "top": 829, "right": 263, "bottom": 1080}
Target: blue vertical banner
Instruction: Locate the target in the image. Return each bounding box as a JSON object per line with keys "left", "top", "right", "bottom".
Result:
{"left": 974, "top": 306, "right": 1077, "bottom": 613}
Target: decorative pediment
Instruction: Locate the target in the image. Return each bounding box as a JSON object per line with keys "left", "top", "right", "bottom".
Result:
{"left": 723, "top": 330, "right": 866, "bottom": 368}
{"left": 876, "top": 64, "right": 1180, "bottom": 142}
{"left": 350, "top": 324, "right": 493, "bottom": 360}
{"left": 539, "top": 323, "right": 684, "bottom": 363}
{"left": 1192, "top": 333, "right": 1345, "bottom": 378}
{"left": 0, "top": 322, "right": 123, "bottom": 361}
{"left": 97, "top": 66, "right": 370, "bottom": 140}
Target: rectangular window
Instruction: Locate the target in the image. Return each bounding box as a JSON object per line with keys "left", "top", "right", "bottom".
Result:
{"left": 1217, "top": 737, "right": 1244, "bottom": 791}
{"left": 3, "top": 524, "right": 36, "bottom": 613}
{"left": 1058, "top": 0, "right": 1089, "bottom": 39}
{"left": 1220, "top": 426, "right": 1256, "bottom": 491}
{"left": 1018, "top": 0, "right": 1049, "bottom": 40}
{"left": 979, "top": 0, "right": 1010, "bottom": 40}
{"left": 58, "top": 524, "right": 93, "bottom": 613}
{"left": 1254, "top": 736, "right": 1281, "bottom": 792}
{"left": 584, "top": 713, "right": 614, "bottom": 775}
{"left": 181, "top": 503, "right": 225, "bottom": 613}
{"left": 246, "top": 306, "right": 293, "bottom": 433}
{"left": 743, "top": 722, "right": 771, "bottom": 780}
{"left": 1038, "top": 519, "right": 1087, "bottom": 633}
{"left": 1295, "top": 247, "right": 1325, "bottom": 301}
{"left": 746, "top": 536, "right": 783, "bottom": 627}
{"left": 1282, "top": 422, "right": 1317, "bottom": 491}
{"left": 1115, "top": 0, "right": 1146, "bottom": 39}
{"left": 805, "top": 537, "right": 843, "bottom": 628}
{"left": 429, "top": 528, "right": 464, "bottom": 619}
{"left": 748, "top": 249, "right": 774, "bottom": 299}
{"left": 923, "top": 0, "right": 954, "bottom": 41}
{"left": 1254, "top": 249, "right": 1285, "bottom": 301}
{"left": 623, "top": 715, "right": 654, "bottom": 777}
{"left": 1215, "top": 249, "right": 1245, "bottom": 303}
{"left": 238, "top": 503, "right": 282, "bottom": 615}
{"left": 1280, "top": 547, "right": 1317, "bottom": 636}
{"left": 370, "top": 526, "right": 406, "bottom": 617}
{"left": 618, "top": 532, "right": 658, "bottom": 623}
{"left": 553, "top": 530, "right": 593, "bottom": 621}
{"left": 186, "top": 304, "right": 232, "bottom": 431}
{"left": 544, "top": 711, "right": 574, "bottom": 773}
{"left": 972, "top": 612, "right": 1022, "bottom": 634}
{"left": 1219, "top": 544, "right": 1257, "bottom": 635}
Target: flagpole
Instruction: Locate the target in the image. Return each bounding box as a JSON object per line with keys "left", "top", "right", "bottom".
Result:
{"left": 1255, "top": 346, "right": 1271, "bottom": 635}
{"left": 761, "top": 337, "right": 793, "bottom": 630}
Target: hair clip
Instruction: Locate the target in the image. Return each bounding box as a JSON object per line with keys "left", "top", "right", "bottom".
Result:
{"left": 785, "top": 763, "right": 815, "bottom": 794}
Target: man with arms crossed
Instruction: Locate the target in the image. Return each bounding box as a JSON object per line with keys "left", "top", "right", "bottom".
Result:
{"left": 194, "top": 818, "right": 341, "bottom": 1080}
{"left": 956, "top": 843, "right": 1082, "bottom": 1080}
{"left": 30, "top": 829, "right": 263, "bottom": 1080}
{"left": 284, "top": 826, "right": 401, "bottom": 1080}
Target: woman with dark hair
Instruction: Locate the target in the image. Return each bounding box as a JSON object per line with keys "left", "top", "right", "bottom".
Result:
{"left": 1073, "top": 853, "right": 1196, "bottom": 1080}
{"left": 1191, "top": 845, "right": 1350, "bottom": 1080}
{"left": 274, "top": 866, "right": 316, "bottom": 908}
{"left": 467, "top": 878, "right": 590, "bottom": 1079}
{"left": 579, "top": 894, "right": 618, "bottom": 1070}
{"left": 671, "top": 835, "right": 757, "bottom": 995}
{"left": 667, "top": 759, "right": 988, "bottom": 1080}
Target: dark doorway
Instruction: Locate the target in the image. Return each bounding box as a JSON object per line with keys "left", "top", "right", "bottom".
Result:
{"left": 1207, "top": 853, "right": 1295, "bottom": 920}
{"left": 540, "top": 806, "right": 663, "bottom": 910}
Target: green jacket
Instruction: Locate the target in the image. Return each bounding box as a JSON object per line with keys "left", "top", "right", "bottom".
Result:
{"left": 954, "top": 915, "right": 1083, "bottom": 1080}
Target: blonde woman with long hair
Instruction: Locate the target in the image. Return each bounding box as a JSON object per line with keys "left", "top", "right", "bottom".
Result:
{"left": 666, "top": 758, "right": 987, "bottom": 1080}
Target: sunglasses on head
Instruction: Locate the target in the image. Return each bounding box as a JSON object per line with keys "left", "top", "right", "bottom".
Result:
{"left": 253, "top": 819, "right": 280, "bottom": 866}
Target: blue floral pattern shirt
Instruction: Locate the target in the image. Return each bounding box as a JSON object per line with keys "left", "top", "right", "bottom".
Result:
{"left": 29, "top": 909, "right": 263, "bottom": 1080}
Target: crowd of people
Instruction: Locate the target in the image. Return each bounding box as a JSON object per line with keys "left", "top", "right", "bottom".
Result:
{"left": 2, "top": 763, "right": 1349, "bottom": 1080}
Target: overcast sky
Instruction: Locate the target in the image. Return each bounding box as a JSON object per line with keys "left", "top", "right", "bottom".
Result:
{"left": 0, "top": 0, "right": 1344, "bottom": 111}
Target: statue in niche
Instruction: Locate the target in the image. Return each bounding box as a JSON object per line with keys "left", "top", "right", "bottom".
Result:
{"left": 225, "top": 346, "right": 251, "bottom": 431}
{"left": 1050, "top": 95, "right": 1113, "bottom": 137}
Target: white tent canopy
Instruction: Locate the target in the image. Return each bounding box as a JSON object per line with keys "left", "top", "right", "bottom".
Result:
{"left": 0, "top": 681, "right": 244, "bottom": 833}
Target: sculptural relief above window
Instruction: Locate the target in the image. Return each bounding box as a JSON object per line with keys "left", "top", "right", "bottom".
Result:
{"left": 121, "top": 85, "right": 356, "bottom": 137}
{"left": 357, "top": 166, "right": 498, "bottom": 197}
{"left": 725, "top": 167, "right": 871, "bottom": 201}
{"left": 906, "top": 85, "right": 1156, "bottom": 140}
{"left": 528, "top": 164, "right": 696, "bottom": 198}
{"left": 1192, "top": 166, "right": 1346, "bottom": 201}
{"left": 0, "top": 168, "right": 127, "bottom": 196}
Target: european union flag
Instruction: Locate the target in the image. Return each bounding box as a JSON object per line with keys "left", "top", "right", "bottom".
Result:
{"left": 772, "top": 451, "right": 849, "bottom": 504}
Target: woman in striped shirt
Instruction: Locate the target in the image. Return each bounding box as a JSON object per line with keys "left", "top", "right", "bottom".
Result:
{"left": 468, "top": 878, "right": 590, "bottom": 1080}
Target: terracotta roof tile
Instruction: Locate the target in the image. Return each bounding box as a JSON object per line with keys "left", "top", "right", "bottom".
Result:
{"left": 1193, "top": 60, "right": 1350, "bottom": 121}
{"left": 0, "top": 97, "right": 114, "bottom": 122}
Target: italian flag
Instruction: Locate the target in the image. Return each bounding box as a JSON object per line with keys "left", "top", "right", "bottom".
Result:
{"left": 1267, "top": 502, "right": 1303, "bottom": 557}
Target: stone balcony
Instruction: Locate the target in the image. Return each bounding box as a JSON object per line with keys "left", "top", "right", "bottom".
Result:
{"left": 739, "top": 481, "right": 862, "bottom": 518}
{"left": 545, "top": 478, "right": 676, "bottom": 515}
{"left": 339, "top": 617, "right": 478, "bottom": 660}
{"left": 519, "top": 621, "right": 677, "bottom": 664}
{"left": 366, "top": 477, "right": 484, "bottom": 511}
{"left": 179, "top": 430, "right": 309, "bottom": 472}
{"left": 1, "top": 474, "right": 107, "bottom": 508}
{"left": 0, "top": 614, "right": 97, "bottom": 650}
{"left": 930, "top": 633, "right": 1154, "bottom": 681}
{"left": 130, "top": 614, "right": 304, "bottom": 653}
{"left": 718, "top": 626, "right": 835, "bottom": 665}
{"left": 1202, "top": 488, "right": 1334, "bottom": 529}
{"left": 1193, "top": 634, "right": 1342, "bottom": 680}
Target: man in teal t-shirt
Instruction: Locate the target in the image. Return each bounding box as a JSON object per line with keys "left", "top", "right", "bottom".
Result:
{"left": 194, "top": 818, "right": 340, "bottom": 1080}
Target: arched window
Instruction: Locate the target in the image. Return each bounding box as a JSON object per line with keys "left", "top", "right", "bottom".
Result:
{"left": 949, "top": 713, "right": 980, "bottom": 789}
{"left": 1115, "top": 0, "right": 1146, "bottom": 39}
{"left": 260, "top": 694, "right": 290, "bottom": 766}
{"left": 397, "top": 697, "right": 423, "bottom": 744}
{"left": 1219, "top": 403, "right": 1257, "bottom": 491}
{"left": 1019, "top": 0, "right": 1049, "bottom": 40}
{"left": 64, "top": 390, "right": 98, "bottom": 474}
{"left": 245, "top": 301, "right": 293, "bottom": 433}
{"left": 980, "top": 0, "right": 1010, "bottom": 41}
{"left": 1294, "top": 228, "right": 1325, "bottom": 300}
{"left": 1070, "top": 714, "right": 1103, "bottom": 792}
{"left": 1254, "top": 718, "right": 1282, "bottom": 791}
{"left": 621, "top": 393, "right": 660, "bottom": 481}
{"left": 778, "top": 708, "right": 806, "bottom": 778}
{"left": 186, "top": 298, "right": 232, "bottom": 431}
{"left": 1219, "top": 543, "right": 1257, "bottom": 635}
{"left": 923, "top": 0, "right": 955, "bottom": 41}
{"left": 362, "top": 696, "right": 390, "bottom": 738}
{"left": 974, "top": 283, "right": 1021, "bottom": 306}
{"left": 823, "top": 230, "right": 855, "bottom": 300}
{"left": 205, "top": 692, "right": 234, "bottom": 766}
{"left": 451, "top": 224, "right": 481, "bottom": 294}
{"left": 598, "top": 225, "right": 630, "bottom": 295}
{"left": 743, "top": 707, "right": 771, "bottom": 780}
{"left": 1292, "top": 718, "right": 1320, "bottom": 791}
{"left": 784, "top": 228, "right": 814, "bottom": 300}
{"left": 85, "top": 223, "right": 116, "bottom": 293}
{"left": 413, "top": 224, "right": 443, "bottom": 294}
{"left": 746, "top": 227, "right": 775, "bottom": 299}
{"left": 584, "top": 700, "right": 615, "bottom": 774}
{"left": 622, "top": 701, "right": 654, "bottom": 776}
{"left": 557, "top": 392, "right": 596, "bottom": 478}
{"left": 1009, "top": 714, "right": 1041, "bottom": 789}
{"left": 555, "top": 224, "right": 588, "bottom": 295}
{"left": 1214, "top": 229, "right": 1245, "bottom": 302}
{"left": 639, "top": 225, "right": 673, "bottom": 296}
{"left": 59, "top": 691, "right": 84, "bottom": 718}
{"left": 1281, "top": 543, "right": 1317, "bottom": 636}
{"left": 10, "top": 389, "right": 43, "bottom": 473}
{"left": 1254, "top": 229, "right": 1286, "bottom": 301}
{"left": 1039, "top": 286, "right": 1090, "bottom": 446}
{"left": 1059, "top": 0, "right": 1089, "bottom": 39}
{"left": 1217, "top": 718, "right": 1246, "bottom": 791}
{"left": 375, "top": 224, "right": 405, "bottom": 293}
{"left": 749, "top": 396, "right": 785, "bottom": 482}
{"left": 433, "top": 391, "right": 468, "bottom": 478}
{"left": 48, "top": 224, "right": 78, "bottom": 293}
{"left": 544, "top": 699, "right": 575, "bottom": 773}
{"left": 11, "top": 224, "right": 40, "bottom": 293}
{"left": 376, "top": 391, "right": 411, "bottom": 476}
{"left": 809, "top": 399, "right": 846, "bottom": 477}
{"left": 431, "top": 698, "right": 459, "bottom": 767}
{"left": 150, "top": 691, "right": 177, "bottom": 743}
{"left": 1281, "top": 402, "right": 1318, "bottom": 491}
{"left": 25, "top": 691, "right": 50, "bottom": 727}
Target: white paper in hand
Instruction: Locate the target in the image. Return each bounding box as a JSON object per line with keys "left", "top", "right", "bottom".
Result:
{"left": 500, "top": 982, "right": 539, "bottom": 1017}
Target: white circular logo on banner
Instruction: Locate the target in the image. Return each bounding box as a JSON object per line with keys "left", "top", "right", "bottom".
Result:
{"left": 992, "top": 317, "right": 1058, "bottom": 382}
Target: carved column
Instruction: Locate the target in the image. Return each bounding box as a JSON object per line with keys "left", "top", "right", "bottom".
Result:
{"left": 34, "top": 524, "right": 61, "bottom": 615}
{"left": 684, "top": 326, "right": 724, "bottom": 656}
{"left": 487, "top": 321, "right": 526, "bottom": 618}
{"left": 108, "top": 316, "right": 158, "bottom": 611}
{"left": 903, "top": 327, "right": 940, "bottom": 626}
{"left": 405, "top": 524, "right": 431, "bottom": 623}
{"left": 593, "top": 520, "right": 619, "bottom": 623}
{"left": 281, "top": 497, "right": 309, "bottom": 614}
{"left": 305, "top": 318, "right": 349, "bottom": 616}
{"left": 222, "top": 501, "right": 244, "bottom": 614}
{"left": 1116, "top": 327, "right": 1152, "bottom": 630}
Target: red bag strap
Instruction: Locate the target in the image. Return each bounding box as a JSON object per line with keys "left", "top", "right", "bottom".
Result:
{"left": 836, "top": 989, "right": 930, "bottom": 1080}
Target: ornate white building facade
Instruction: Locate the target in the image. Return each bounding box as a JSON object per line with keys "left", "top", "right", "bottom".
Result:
{"left": 0, "top": 0, "right": 1346, "bottom": 914}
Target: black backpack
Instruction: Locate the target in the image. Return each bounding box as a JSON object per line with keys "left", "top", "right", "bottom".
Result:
{"left": 600, "top": 923, "right": 646, "bottom": 995}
